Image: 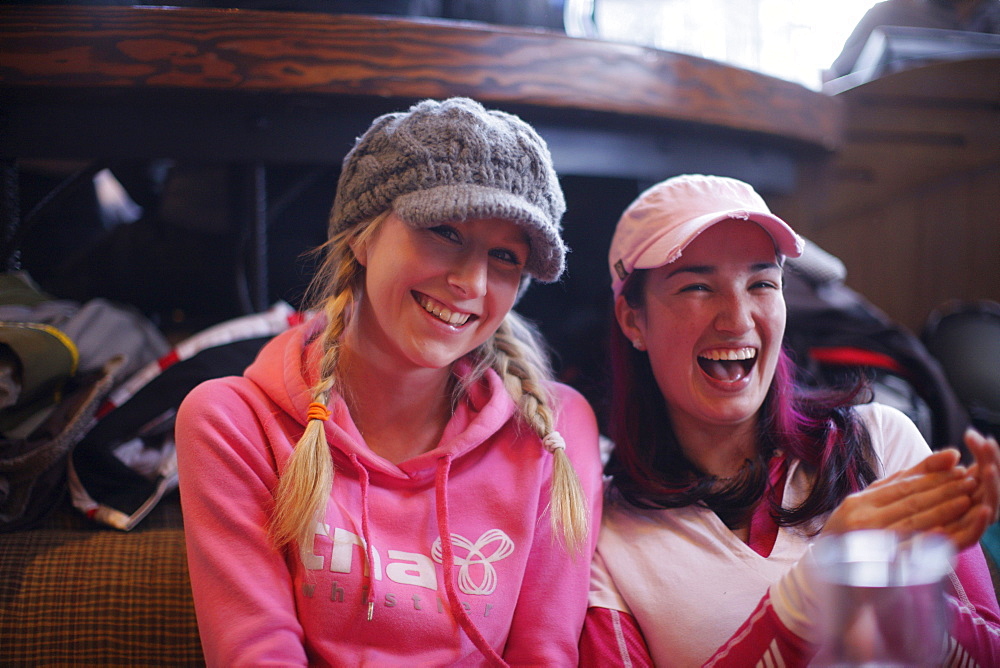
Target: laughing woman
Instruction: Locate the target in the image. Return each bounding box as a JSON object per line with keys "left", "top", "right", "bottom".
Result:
{"left": 580, "top": 174, "right": 1000, "bottom": 667}
{"left": 175, "top": 98, "right": 602, "bottom": 667}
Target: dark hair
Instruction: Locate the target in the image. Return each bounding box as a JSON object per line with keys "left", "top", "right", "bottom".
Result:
{"left": 605, "top": 269, "right": 878, "bottom": 530}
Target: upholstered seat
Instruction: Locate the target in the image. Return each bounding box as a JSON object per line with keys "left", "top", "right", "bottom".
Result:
{"left": 0, "top": 493, "right": 204, "bottom": 666}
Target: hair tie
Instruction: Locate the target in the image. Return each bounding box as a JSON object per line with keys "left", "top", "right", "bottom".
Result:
{"left": 307, "top": 402, "right": 332, "bottom": 422}
{"left": 542, "top": 431, "right": 566, "bottom": 454}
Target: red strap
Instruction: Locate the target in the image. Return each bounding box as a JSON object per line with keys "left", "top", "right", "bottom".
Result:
{"left": 809, "top": 346, "right": 908, "bottom": 377}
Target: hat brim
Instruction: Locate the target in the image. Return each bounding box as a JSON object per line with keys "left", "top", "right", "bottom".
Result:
{"left": 0, "top": 322, "right": 78, "bottom": 431}
{"left": 618, "top": 210, "right": 803, "bottom": 297}
{"left": 393, "top": 184, "right": 565, "bottom": 283}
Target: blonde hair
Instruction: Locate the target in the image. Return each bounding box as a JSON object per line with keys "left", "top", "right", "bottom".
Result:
{"left": 467, "top": 311, "right": 590, "bottom": 553}
{"left": 270, "top": 212, "right": 589, "bottom": 553}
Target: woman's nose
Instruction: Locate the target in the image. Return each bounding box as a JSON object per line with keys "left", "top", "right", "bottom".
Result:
{"left": 714, "top": 293, "right": 754, "bottom": 334}
{"left": 447, "top": 252, "right": 488, "bottom": 298}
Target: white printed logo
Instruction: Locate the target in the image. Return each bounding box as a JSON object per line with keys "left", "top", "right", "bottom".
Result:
{"left": 431, "top": 529, "right": 515, "bottom": 596}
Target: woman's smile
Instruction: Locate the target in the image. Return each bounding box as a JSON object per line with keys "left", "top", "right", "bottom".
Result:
{"left": 697, "top": 346, "right": 758, "bottom": 383}
{"left": 414, "top": 291, "right": 476, "bottom": 327}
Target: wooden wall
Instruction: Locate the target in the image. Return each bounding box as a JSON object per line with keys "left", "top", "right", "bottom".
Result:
{"left": 803, "top": 165, "right": 999, "bottom": 333}
{"left": 771, "top": 58, "right": 1000, "bottom": 334}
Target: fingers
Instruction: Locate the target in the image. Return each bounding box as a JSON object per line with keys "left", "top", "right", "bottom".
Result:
{"left": 885, "top": 491, "right": 973, "bottom": 536}
{"left": 823, "top": 469, "right": 976, "bottom": 535}
{"left": 910, "top": 448, "right": 962, "bottom": 474}
{"left": 821, "top": 440, "right": 998, "bottom": 551}
{"left": 936, "top": 504, "right": 993, "bottom": 552}
{"left": 867, "top": 449, "right": 963, "bottom": 491}
{"left": 865, "top": 467, "right": 971, "bottom": 510}
{"left": 867, "top": 472, "right": 976, "bottom": 529}
{"left": 965, "top": 429, "right": 1000, "bottom": 466}
{"left": 966, "top": 429, "right": 1000, "bottom": 525}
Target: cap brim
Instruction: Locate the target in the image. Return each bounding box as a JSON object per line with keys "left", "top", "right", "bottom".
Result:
{"left": 616, "top": 210, "right": 804, "bottom": 297}
{"left": 633, "top": 211, "right": 802, "bottom": 269}
{"left": 0, "top": 322, "right": 78, "bottom": 407}
{"left": 394, "top": 184, "right": 565, "bottom": 282}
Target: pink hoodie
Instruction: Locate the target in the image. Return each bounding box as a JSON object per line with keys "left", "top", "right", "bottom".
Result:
{"left": 175, "top": 317, "right": 603, "bottom": 666}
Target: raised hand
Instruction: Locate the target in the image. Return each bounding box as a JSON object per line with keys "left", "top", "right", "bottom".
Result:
{"left": 962, "top": 429, "right": 1000, "bottom": 527}
{"left": 821, "top": 449, "right": 981, "bottom": 549}
{"left": 931, "top": 431, "right": 1000, "bottom": 549}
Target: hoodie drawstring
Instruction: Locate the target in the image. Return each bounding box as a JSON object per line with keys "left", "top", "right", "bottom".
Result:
{"left": 435, "top": 455, "right": 508, "bottom": 668}
{"left": 342, "top": 451, "right": 507, "bottom": 664}
{"left": 348, "top": 453, "right": 376, "bottom": 621}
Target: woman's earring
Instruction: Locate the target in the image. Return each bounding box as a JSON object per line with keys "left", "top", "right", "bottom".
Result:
{"left": 632, "top": 338, "right": 646, "bottom": 351}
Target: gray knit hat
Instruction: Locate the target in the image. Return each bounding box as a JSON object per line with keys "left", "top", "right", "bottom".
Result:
{"left": 330, "top": 97, "right": 567, "bottom": 282}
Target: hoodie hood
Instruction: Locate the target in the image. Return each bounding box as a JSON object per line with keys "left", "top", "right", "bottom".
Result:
{"left": 243, "top": 315, "right": 519, "bottom": 483}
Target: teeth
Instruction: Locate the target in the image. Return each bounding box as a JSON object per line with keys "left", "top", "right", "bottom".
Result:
{"left": 417, "top": 295, "right": 471, "bottom": 326}
{"left": 700, "top": 347, "right": 757, "bottom": 361}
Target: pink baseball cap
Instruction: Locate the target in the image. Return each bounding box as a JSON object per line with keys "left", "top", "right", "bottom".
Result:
{"left": 609, "top": 174, "right": 804, "bottom": 298}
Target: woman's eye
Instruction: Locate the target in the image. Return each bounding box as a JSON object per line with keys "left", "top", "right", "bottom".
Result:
{"left": 429, "top": 225, "right": 460, "bottom": 242}
{"left": 751, "top": 280, "right": 780, "bottom": 290}
{"left": 490, "top": 248, "right": 522, "bottom": 266}
{"left": 679, "top": 284, "right": 710, "bottom": 293}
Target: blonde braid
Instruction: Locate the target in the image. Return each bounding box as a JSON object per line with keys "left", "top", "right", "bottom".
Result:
{"left": 270, "top": 212, "right": 389, "bottom": 550}
{"left": 475, "top": 312, "right": 590, "bottom": 554}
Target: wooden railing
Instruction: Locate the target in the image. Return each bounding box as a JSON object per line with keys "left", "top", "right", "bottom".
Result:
{"left": 0, "top": 5, "right": 840, "bottom": 154}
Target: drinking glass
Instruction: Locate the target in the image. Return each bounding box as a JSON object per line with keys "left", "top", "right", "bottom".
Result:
{"left": 810, "top": 530, "right": 954, "bottom": 667}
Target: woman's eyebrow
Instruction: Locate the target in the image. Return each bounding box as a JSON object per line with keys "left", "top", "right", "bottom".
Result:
{"left": 752, "top": 261, "right": 781, "bottom": 272}
{"left": 665, "top": 264, "right": 714, "bottom": 279}
{"left": 665, "top": 260, "right": 780, "bottom": 279}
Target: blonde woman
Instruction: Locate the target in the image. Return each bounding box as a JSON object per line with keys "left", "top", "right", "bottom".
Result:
{"left": 176, "top": 98, "right": 602, "bottom": 666}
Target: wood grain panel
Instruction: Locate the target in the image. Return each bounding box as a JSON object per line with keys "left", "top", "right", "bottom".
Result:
{"left": 816, "top": 58, "right": 999, "bottom": 224}
{"left": 808, "top": 163, "right": 1000, "bottom": 331}
{"left": 784, "top": 58, "right": 1000, "bottom": 331}
{"left": 0, "top": 4, "right": 839, "bottom": 152}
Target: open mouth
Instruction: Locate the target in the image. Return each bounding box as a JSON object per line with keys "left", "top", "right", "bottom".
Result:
{"left": 415, "top": 293, "right": 475, "bottom": 327}
{"left": 698, "top": 347, "right": 757, "bottom": 382}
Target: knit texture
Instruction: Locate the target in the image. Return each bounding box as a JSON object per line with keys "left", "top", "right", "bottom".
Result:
{"left": 330, "top": 97, "right": 567, "bottom": 282}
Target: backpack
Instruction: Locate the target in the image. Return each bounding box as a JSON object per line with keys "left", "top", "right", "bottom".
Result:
{"left": 69, "top": 301, "right": 304, "bottom": 529}
{"left": 783, "top": 240, "right": 971, "bottom": 452}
